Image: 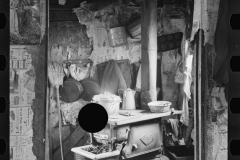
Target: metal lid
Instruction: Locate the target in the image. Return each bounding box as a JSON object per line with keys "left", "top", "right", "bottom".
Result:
{"left": 93, "top": 92, "right": 121, "bottom": 102}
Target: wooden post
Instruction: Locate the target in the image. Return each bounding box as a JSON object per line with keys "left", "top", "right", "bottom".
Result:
{"left": 140, "top": 0, "right": 158, "bottom": 110}
{"left": 194, "top": 29, "right": 204, "bottom": 160}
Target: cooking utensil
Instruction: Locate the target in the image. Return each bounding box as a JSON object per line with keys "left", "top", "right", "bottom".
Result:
{"left": 48, "top": 62, "right": 65, "bottom": 160}
{"left": 157, "top": 32, "right": 183, "bottom": 52}
{"left": 108, "top": 115, "right": 120, "bottom": 119}
{"left": 59, "top": 62, "right": 84, "bottom": 103}
{"left": 92, "top": 93, "right": 121, "bottom": 116}
{"left": 147, "top": 101, "right": 172, "bottom": 113}
{"left": 118, "top": 111, "right": 139, "bottom": 116}
{"left": 118, "top": 88, "right": 136, "bottom": 110}
{"left": 80, "top": 78, "right": 100, "bottom": 101}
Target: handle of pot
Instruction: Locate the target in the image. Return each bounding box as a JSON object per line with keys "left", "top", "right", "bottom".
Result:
{"left": 156, "top": 87, "right": 160, "bottom": 98}
{"left": 132, "top": 144, "right": 138, "bottom": 150}
{"left": 66, "top": 62, "right": 71, "bottom": 78}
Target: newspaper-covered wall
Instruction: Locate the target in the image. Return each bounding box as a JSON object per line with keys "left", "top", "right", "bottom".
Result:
{"left": 84, "top": 20, "right": 141, "bottom": 66}
{"left": 190, "top": 0, "right": 220, "bottom": 45}
{"left": 10, "top": 45, "right": 37, "bottom": 160}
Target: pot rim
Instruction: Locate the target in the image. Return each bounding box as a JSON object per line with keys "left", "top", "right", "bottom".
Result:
{"left": 148, "top": 101, "right": 172, "bottom": 107}
{"left": 93, "top": 94, "right": 121, "bottom": 101}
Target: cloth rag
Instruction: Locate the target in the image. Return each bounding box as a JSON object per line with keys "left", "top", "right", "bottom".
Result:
{"left": 136, "top": 64, "right": 141, "bottom": 89}
{"left": 180, "top": 54, "right": 193, "bottom": 126}
{"left": 168, "top": 119, "right": 180, "bottom": 142}
{"left": 100, "top": 60, "right": 127, "bottom": 95}
{"left": 163, "top": 119, "right": 180, "bottom": 142}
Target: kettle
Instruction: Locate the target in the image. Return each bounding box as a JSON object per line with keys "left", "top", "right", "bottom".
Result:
{"left": 118, "top": 88, "right": 136, "bottom": 110}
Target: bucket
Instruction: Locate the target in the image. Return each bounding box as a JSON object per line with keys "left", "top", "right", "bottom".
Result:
{"left": 92, "top": 93, "right": 121, "bottom": 116}
{"left": 108, "top": 27, "right": 128, "bottom": 47}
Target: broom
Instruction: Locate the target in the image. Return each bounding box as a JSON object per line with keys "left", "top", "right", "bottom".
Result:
{"left": 48, "top": 62, "right": 65, "bottom": 160}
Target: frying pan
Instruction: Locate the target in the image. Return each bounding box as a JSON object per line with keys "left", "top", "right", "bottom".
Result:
{"left": 80, "top": 78, "right": 100, "bottom": 102}
{"left": 59, "top": 61, "right": 84, "bottom": 103}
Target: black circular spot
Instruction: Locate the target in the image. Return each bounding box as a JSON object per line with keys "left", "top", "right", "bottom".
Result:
{"left": 176, "top": 41, "right": 181, "bottom": 47}
{"left": 159, "top": 37, "right": 166, "bottom": 43}
{"left": 169, "top": 43, "right": 174, "bottom": 49}
{"left": 161, "top": 44, "right": 167, "bottom": 51}
{"left": 78, "top": 103, "right": 108, "bottom": 133}
{"left": 167, "top": 35, "right": 173, "bottom": 41}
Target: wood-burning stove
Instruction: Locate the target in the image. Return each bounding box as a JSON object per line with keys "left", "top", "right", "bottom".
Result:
{"left": 71, "top": 110, "right": 183, "bottom": 160}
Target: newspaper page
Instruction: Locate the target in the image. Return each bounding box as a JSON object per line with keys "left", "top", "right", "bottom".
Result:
{"left": 190, "top": 0, "right": 209, "bottom": 44}
{"left": 10, "top": 45, "right": 37, "bottom": 160}
{"left": 190, "top": 0, "right": 220, "bottom": 44}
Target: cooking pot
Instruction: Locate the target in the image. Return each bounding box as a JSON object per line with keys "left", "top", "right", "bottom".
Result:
{"left": 92, "top": 93, "right": 121, "bottom": 116}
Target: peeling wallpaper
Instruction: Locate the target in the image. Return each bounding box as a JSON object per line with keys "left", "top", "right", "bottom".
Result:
{"left": 49, "top": 5, "right": 187, "bottom": 125}
{"left": 85, "top": 20, "right": 141, "bottom": 65}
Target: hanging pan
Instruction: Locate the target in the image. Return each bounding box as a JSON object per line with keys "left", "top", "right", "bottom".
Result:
{"left": 80, "top": 78, "right": 100, "bottom": 102}
{"left": 59, "top": 61, "right": 84, "bottom": 103}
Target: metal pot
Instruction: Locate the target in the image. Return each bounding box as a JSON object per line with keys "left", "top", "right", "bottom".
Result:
{"left": 92, "top": 93, "right": 121, "bottom": 116}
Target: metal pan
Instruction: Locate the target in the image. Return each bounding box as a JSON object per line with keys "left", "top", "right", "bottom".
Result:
{"left": 59, "top": 63, "right": 84, "bottom": 103}
{"left": 80, "top": 78, "right": 100, "bottom": 102}
{"left": 59, "top": 77, "right": 83, "bottom": 103}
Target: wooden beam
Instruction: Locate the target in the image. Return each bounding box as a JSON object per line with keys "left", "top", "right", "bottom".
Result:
{"left": 53, "top": 125, "right": 86, "bottom": 160}
{"left": 194, "top": 29, "right": 204, "bottom": 160}
{"left": 140, "top": 0, "right": 158, "bottom": 110}
{"left": 50, "top": 10, "right": 79, "bottom": 22}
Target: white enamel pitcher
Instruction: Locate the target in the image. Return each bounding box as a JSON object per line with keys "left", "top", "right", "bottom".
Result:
{"left": 118, "top": 88, "right": 136, "bottom": 110}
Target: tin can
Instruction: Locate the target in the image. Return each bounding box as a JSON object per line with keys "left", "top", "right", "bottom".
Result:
{"left": 108, "top": 27, "right": 128, "bottom": 47}
{"left": 126, "top": 18, "right": 141, "bottom": 39}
